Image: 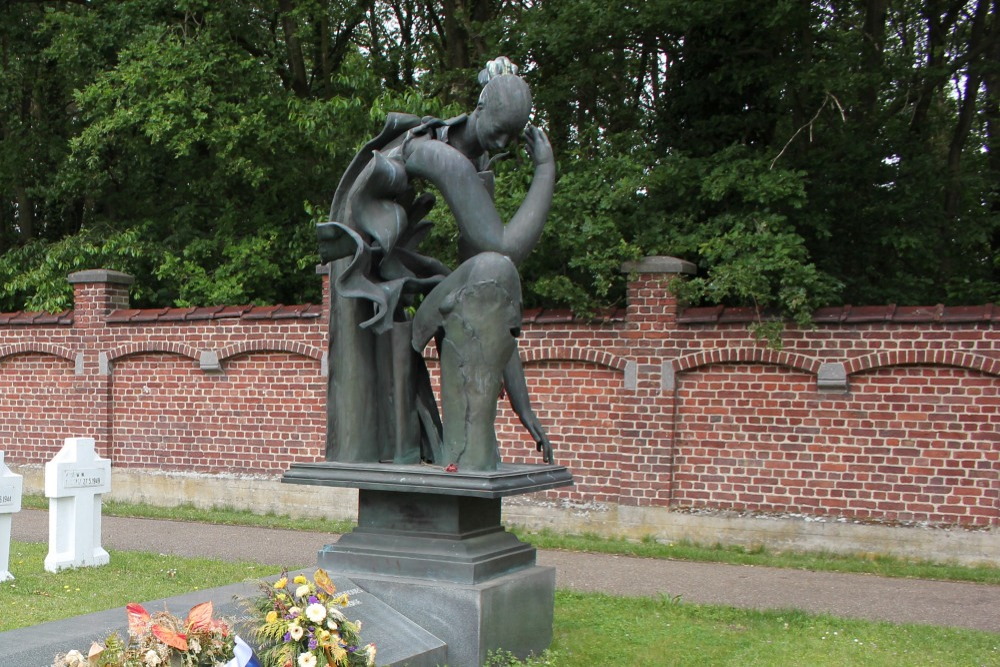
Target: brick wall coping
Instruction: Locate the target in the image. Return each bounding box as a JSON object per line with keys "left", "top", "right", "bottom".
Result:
{"left": 3, "top": 303, "right": 995, "bottom": 327}
{"left": 0, "top": 310, "right": 73, "bottom": 326}
{"left": 67, "top": 269, "right": 135, "bottom": 285}
{"left": 679, "top": 303, "right": 998, "bottom": 325}
{"left": 104, "top": 304, "right": 323, "bottom": 323}
{"left": 621, "top": 256, "right": 697, "bottom": 274}
{"left": 521, "top": 307, "right": 626, "bottom": 324}
{"left": 0, "top": 305, "right": 625, "bottom": 326}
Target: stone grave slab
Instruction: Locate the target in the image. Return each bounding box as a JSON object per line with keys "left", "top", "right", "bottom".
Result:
{"left": 0, "top": 570, "right": 445, "bottom": 667}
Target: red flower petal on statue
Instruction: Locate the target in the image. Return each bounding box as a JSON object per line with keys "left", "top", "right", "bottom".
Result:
{"left": 445, "top": 464, "right": 458, "bottom": 472}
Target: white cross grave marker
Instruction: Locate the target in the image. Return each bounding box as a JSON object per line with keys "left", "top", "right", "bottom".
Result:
{"left": 44, "top": 437, "right": 111, "bottom": 572}
{"left": 0, "top": 451, "right": 23, "bottom": 582}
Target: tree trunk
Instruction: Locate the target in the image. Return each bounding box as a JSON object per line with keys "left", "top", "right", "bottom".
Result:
{"left": 943, "top": 0, "right": 992, "bottom": 220}
{"left": 278, "top": 0, "right": 310, "bottom": 97}
{"left": 439, "top": 0, "right": 492, "bottom": 102}
{"left": 861, "top": 0, "right": 888, "bottom": 116}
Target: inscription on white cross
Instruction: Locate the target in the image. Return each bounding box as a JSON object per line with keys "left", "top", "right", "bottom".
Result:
{"left": 44, "top": 437, "right": 111, "bottom": 573}
{"left": 0, "top": 451, "right": 24, "bottom": 582}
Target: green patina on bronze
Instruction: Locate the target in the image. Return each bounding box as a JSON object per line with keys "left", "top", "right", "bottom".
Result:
{"left": 320, "top": 58, "right": 556, "bottom": 472}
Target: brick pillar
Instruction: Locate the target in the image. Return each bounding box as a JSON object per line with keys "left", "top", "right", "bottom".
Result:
{"left": 617, "top": 257, "right": 695, "bottom": 508}
{"left": 621, "top": 256, "right": 695, "bottom": 332}
{"left": 66, "top": 270, "right": 134, "bottom": 459}
{"left": 67, "top": 269, "right": 134, "bottom": 327}
{"left": 316, "top": 263, "right": 331, "bottom": 324}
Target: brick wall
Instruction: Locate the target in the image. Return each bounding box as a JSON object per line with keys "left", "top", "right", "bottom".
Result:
{"left": 2, "top": 260, "right": 997, "bottom": 528}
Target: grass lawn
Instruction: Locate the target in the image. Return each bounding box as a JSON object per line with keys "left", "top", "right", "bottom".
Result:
{"left": 544, "top": 591, "right": 1000, "bottom": 666}
{"left": 0, "top": 542, "right": 276, "bottom": 632}
{"left": 3, "top": 541, "right": 998, "bottom": 666}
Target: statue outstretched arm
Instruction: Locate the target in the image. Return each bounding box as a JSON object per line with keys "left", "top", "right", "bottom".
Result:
{"left": 504, "top": 352, "right": 554, "bottom": 464}
{"left": 403, "top": 126, "right": 555, "bottom": 265}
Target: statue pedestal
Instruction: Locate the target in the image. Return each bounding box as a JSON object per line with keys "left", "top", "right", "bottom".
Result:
{"left": 282, "top": 462, "right": 573, "bottom": 666}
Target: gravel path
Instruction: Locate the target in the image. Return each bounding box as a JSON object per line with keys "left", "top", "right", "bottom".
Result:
{"left": 11, "top": 509, "right": 1000, "bottom": 633}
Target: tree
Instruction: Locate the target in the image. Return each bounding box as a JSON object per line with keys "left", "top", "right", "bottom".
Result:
{"left": 1, "top": 0, "right": 996, "bottom": 317}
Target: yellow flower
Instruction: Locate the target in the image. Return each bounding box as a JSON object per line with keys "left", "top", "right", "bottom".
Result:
{"left": 265, "top": 611, "right": 278, "bottom": 624}
{"left": 274, "top": 577, "right": 288, "bottom": 589}
{"left": 293, "top": 575, "right": 308, "bottom": 585}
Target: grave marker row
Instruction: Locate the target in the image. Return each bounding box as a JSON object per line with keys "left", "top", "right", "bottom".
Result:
{"left": 0, "top": 437, "right": 111, "bottom": 581}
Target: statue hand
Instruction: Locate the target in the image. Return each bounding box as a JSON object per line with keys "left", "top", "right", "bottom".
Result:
{"left": 523, "top": 414, "right": 555, "bottom": 464}
{"left": 523, "top": 124, "right": 554, "bottom": 169}
{"left": 536, "top": 434, "right": 555, "bottom": 465}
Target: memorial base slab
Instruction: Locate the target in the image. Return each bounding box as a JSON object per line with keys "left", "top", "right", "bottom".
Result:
{"left": 346, "top": 566, "right": 555, "bottom": 667}
{"left": 283, "top": 461, "right": 573, "bottom": 665}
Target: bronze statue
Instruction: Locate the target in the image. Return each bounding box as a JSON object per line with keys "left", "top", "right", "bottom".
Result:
{"left": 319, "top": 57, "right": 554, "bottom": 471}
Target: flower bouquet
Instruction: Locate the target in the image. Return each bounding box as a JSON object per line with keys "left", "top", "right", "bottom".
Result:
{"left": 245, "top": 569, "right": 375, "bottom": 667}
{"left": 52, "top": 600, "right": 251, "bottom": 667}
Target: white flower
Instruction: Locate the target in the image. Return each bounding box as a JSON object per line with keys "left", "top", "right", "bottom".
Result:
{"left": 295, "top": 585, "right": 311, "bottom": 598}
{"left": 63, "top": 650, "right": 86, "bottom": 667}
{"left": 297, "top": 652, "right": 317, "bottom": 667}
{"left": 366, "top": 643, "right": 377, "bottom": 667}
{"left": 305, "top": 603, "right": 327, "bottom": 623}
{"left": 288, "top": 623, "right": 305, "bottom": 641}
{"left": 288, "top": 606, "right": 302, "bottom": 618}
{"left": 188, "top": 638, "right": 201, "bottom": 654}
{"left": 143, "top": 649, "right": 162, "bottom": 666}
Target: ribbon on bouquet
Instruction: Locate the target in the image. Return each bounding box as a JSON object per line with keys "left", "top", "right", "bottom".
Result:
{"left": 226, "top": 636, "right": 262, "bottom": 667}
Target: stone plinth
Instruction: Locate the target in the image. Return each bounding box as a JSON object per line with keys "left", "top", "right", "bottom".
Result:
{"left": 283, "top": 461, "right": 573, "bottom": 665}
{"left": 44, "top": 437, "right": 111, "bottom": 572}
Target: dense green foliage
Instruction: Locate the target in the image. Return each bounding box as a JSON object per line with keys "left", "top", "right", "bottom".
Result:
{"left": 1, "top": 0, "right": 997, "bottom": 317}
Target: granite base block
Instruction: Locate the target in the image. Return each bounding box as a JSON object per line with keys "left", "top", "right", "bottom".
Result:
{"left": 347, "top": 565, "right": 556, "bottom": 667}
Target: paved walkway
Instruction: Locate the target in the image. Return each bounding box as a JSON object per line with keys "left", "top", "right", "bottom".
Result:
{"left": 11, "top": 509, "right": 1000, "bottom": 633}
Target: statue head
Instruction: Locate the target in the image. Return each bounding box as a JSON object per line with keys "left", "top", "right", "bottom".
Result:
{"left": 473, "top": 58, "right": 532, "bottom": 152}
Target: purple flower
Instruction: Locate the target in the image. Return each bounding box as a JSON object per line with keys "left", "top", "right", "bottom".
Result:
{"left": 308, "top": 595, "right": 319, "bottom": 604}
{"left": 309, "top": 638, "right": 319, "bottom": 650}
{"left": 283, "top": 632, "right": 292, "bottom": 642}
